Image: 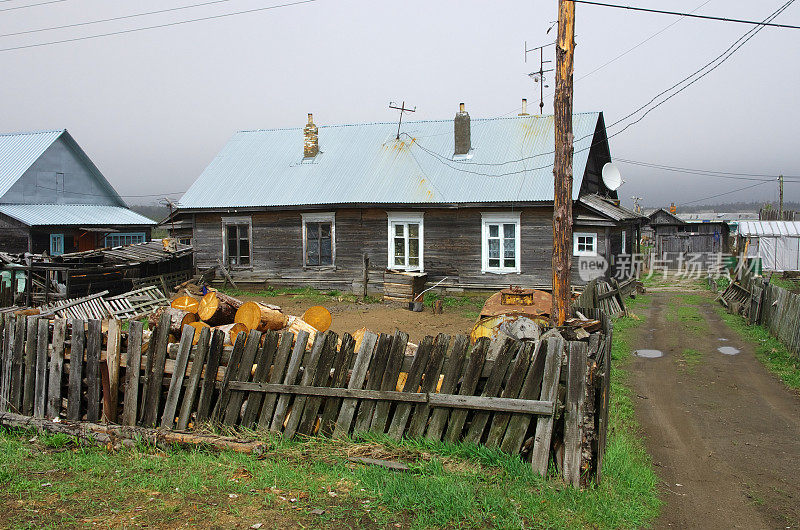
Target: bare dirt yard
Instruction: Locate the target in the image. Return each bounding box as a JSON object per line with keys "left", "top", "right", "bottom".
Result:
{"left": 629, "top": 290, "right": 800, "bottom": 528}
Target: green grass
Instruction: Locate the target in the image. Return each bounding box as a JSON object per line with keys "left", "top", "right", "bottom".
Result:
{"left": 768, "top": 275, "right": 800, "bottom": 292}
{"left": 665, "top": 293, "right": 708, "bottom": 335}
{"left": 422, "top": 291, "right": 489, "bottom": 320}
{"left": 713, "top": 305, "right": 800, "bottom": 390}
{"left": 680, "top": 348, "right": 703, "bottom": 371}
{"left": 219, "top": 286, "right": 381, "bottom": 305}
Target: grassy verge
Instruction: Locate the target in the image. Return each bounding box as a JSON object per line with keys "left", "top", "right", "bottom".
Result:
{"left": 219, "top": 286, "right": 382, "bottom": 305}
{"left": 713, "top": 305, "right": 800, "bottom": 391}
{"left": 422, "top": 291, "right": 489, "bottom": 320}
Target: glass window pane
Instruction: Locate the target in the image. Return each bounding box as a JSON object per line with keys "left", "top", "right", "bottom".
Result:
{"left": 489, "top": 224, "right": 499, "bottom": 238}
{"left": 320, "top": 222, "right": 331, "bottom": 238}
{"left": 503, "top": 223, "right": 515, "bottom": 238}
{"left": 489, "top": 258, "right": 500, "bottom": 268}
{"left": 395, "top": 224, "right": 404, "bottom": 237}
{"left": 409, "top": 238, "right": 419, "bottom": 258}
{"left": 306, "top": 237, "right": 319, "bottom": 265}
{"left": 409, "top": 257, "right": 419, "bottom": 267}
{"left": 488, "top": 239, "right": 500, "bottom": 259}
{"left": 408, "top": 223, "right": 419, "bottom": 238}
{"left": 320, "top": 236, "right": 332, "bottom": 265}
{"left": 504, "top": 258, "right": 515, "bottom": 268}
{"left": 504, "top": 245, "right": 515, "bottom": 259}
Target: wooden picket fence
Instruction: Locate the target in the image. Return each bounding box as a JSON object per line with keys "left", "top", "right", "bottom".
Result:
{"left": 729, "top": 275, "right": 800, "bottom": 358}
{"left": 0, "top": 309, "right": 611, "bottom": 484}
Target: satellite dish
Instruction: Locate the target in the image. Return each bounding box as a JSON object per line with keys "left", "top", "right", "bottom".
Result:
{"left": 602, "top": 163, "right": 623, "bottom": 191}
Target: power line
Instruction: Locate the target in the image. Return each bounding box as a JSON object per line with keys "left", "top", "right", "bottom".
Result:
{"left": 0, "top": 0, "right": 237, "bottom": 39}
{"left": 34, "top": 183, "right": 185, "bottom": 198}
{"left": 0, "top": 0, "right": 316, "bottom": 53}
{"left": 616, "top": 158, "right": 800, "bottom": 181}
{"left": 0, "top": 0, "right": 66, "bottom": 13}
{"left": 679, "top": 181, "right": 772, "bottom": 205}
{"left": 570, "top": 0, "right": 800, "bottom": 30}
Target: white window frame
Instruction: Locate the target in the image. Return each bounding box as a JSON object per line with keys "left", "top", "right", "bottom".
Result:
{"left": 621, "top": 229, "right": 627, "bottom": 255}
{"left": 221, "top": 216, "right": 253, "bottom": 269}
{"left": 574, "top": 232, "right": 598, "bottom": 257}
{"left": 301, "top": 212, "right": 336, "bottom": 268}
{"left": 481, "top": 212, "right": 521, "bottom": 274}
{"left": 387, "top": 212, "right": 424, "bottom": 272}
{"left": 104, "top": 232, "right": 146, "bottom": 247}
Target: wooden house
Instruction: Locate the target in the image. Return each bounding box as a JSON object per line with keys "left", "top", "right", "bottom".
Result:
{"left": 648, "top": 208, "right": 730, "bottom": 268}
{"left": 0, "top": 129, "right": 154, "bottom": 255}
{"left": 170, "top": 105, "right": 642, "bottom": 292}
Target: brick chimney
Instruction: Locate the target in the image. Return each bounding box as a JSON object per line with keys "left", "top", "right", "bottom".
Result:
{"left": 304, "top": 113, "right": 318, "bottom": 158}
{"left": 454, "top": 103, "right": 471, "bottom": 156}
{"left": 518, "top": 98, "right": 529, "bottom": 116}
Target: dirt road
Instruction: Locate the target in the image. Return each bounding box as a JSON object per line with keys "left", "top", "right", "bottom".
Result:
{"left": 630, "top": 291, "right": 800, "bottom": 528}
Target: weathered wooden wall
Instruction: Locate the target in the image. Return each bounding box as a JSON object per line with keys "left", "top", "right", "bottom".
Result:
{"left": 192, "top": 207, "right": 609, "bottom": 291}
{"left": 0, "top": 214, "right": 30, "bottom": 254}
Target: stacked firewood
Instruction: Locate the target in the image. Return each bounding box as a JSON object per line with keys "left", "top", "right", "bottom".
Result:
{"left": 148, "top": 289, "right": 328, "bottom": 346}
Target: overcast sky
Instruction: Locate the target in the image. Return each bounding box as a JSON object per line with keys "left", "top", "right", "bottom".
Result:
{"left": 1, "top": 0, "right": 798, "bottom": 209}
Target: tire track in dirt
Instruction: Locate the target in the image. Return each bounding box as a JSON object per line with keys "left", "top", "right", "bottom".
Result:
{"left": 629, "top": 291, "right": 800, "bottom": 529}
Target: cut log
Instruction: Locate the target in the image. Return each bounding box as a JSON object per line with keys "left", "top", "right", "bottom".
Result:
{"left": 187, "top": 321, "right": 211, "bottom": 344}
{"left": 148, "top": 307, "right": 197, "bottom": 336}
{"left": 197, "top": 291, "right": 243, "bottom": 326}
{"left": 302, "top": 305, "right": 332, "bottom": 332}
{"left": 235, "top": 301, "right": 287, "bottom": 332}
{"left": 287, "top": 316, "right": 317, "bottom": 347}
{"left": 171, "top": 295, "right": 199, "bottom": 314}
{"left": 215, "top": 322, "right": 249, "bottom": 345}
{"left": 0, "top": 411, "right": 266, "bottom": 455}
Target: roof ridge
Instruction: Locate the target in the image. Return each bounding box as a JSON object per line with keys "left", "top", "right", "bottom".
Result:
{"left": 0, "top": 129, "right": 65, "bottom": 137}
{"left": 237, "top": 111, "right": 602, "bottom": 134}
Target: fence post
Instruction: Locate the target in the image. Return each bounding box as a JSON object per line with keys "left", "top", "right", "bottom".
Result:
{"left": 563, "top": 340, "right": 589, "bottom": 487}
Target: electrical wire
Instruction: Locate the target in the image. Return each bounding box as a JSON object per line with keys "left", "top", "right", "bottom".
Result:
{"left": 35, "top": 183, "right": 185, "bottom": 198}
{"left": 616, "top": 158, "right": 800, "bottom": 181}
{"left": 0, "top": 0, "right": 65, "bottom": 13}
{"left": 570, "top": 0, "right": 800, "bottom": 30}
{"left": 679, "top": 181, "right": 772, "bottom": 205}
{"left": 0, "top": 0, "right": 238, "bottom": 39}
{"left": 0, "top": 0, "right": 316, "bottom": 53}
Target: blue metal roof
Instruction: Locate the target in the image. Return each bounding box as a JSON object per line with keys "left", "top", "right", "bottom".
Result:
{"left": 178, "top": 112, "right": 604, "bottom": 209}
{"left": 0, "top": 204, "right": 155, "bottom": 226}
{"left": 0, "top": 129, "right": 65, "bottom": 198}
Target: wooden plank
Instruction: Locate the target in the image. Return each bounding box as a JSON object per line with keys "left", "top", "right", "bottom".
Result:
{"left": 270, "top": 330, "right": 311, "bottom": 432}
{"left": 0, "top": 316, "right": 13, "bottom": 413}
{"left": 213, "top": 330, "right": 248, "bottom": 423}
{"left": 444, "top": 338, "right": 489, "bottom": 443}
{"left": 406, "top": 334, "right": 449, "bottom": 438}
{"left": 352, "top": 333, "right": 393, "bottom": 435}
{"left": 500, "top": 339, "right": 546, "bottom": 454}
{"left": 257, "top": 331, "right": 295, "bottom": 430}
{"left": 223, "top": 329, "right": 262, "bottom": 426}
{"left": 595, "top": 335, "right": 611, "bottom": 483}
{"left": 160, "top": 325, "right": 196, "bottom": 429}
{"left": 121, "top": 321, "right": 144, "bottom": 426}
{"left": 370, "top": 330, "right": 409, "bottom": 434}
{"left": 463, "top": 337, "right": 517, "bottom": 445}
{"left": 33, "top": 318, "right": 50, "bottom": 419}
{"left": 85, "top": 319, "right": 102, "bottom": 423}
{"left": 485, "top": 340, "right": 536, "bottom": 448}
{"left": 283, "top": 332, "right": 327, "bottom": 438}
{"left": 137, "top": 319, "right": 161, "bottom": 425}
{"left": 333, "top": 331, "right": 378, "bottom": 438}
{"left": 67, "top": 319, "right": 84, "bottom": 421}
{"left": 195, "top": 329, "right": 225, "bottom": 423}
{"left": 563, "top": 341, "right": 588, "bottom": 487}
{"left": 104, "top": 319, "right": 122, "bottom": 422}
{"left": 240, "top": 330, "right": 279, "bottom": 429}
{"left": 176, "top": 325, "right": 211, "bottom": 430}
{"left": 22, "top": 316, "right": 38, "bottom": 416}
{"left": 46, "top": 319, "right": 66, "bottom": 419}
{"left": 141, "top": 310, "right": 172, "bottom": 427}
{"left": 318, "top": 333, "right": 355, "bottom": 436}
{"left": 425, "top": 334, "right": 469, "bottom": 441}
{"left": 531, "top": 335, "right": 565, "bottom": 476}
{"left": 9, "top": 317, "right": 25, "bottom": 413}
{"left": 297, "top": 331, "right": 340, "bottom": 436}
{"left": 386, "top": 336, "right": 433, "bottom": 440}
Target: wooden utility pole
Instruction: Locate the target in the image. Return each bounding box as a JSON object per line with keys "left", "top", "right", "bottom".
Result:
{"left": 779, "top": 175, "right": 784, "bottom": 219}
{"left": 551, "top": 0, "right": 576, "bottom": 326}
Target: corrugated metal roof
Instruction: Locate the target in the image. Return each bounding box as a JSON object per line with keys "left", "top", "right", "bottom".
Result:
{"left": 579, "top": 194, "right": 641, "bottom": 221}
{"left": 738, "top": 220, "right": 800, "bottom": 237}
{"left": 178, "top": 112, "right": 603, "bottom": 208}
{"left": 0, "top": 129, "right": 65, "bottom": 198}
{"left": 0, "top": 204, "right": 155, "bottom": 226}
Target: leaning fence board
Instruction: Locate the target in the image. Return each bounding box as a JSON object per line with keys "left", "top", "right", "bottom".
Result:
{"left": 500, "top": 338, "right": 547, "bottom": 452}
{"left": 563, "top": 341, "right": 589, "bottom": 487}
{"left": 406, "top": 334, "right": 449, "bottom": 439}
{"left": 196, "top": 329, "right": 225, "bottom": 422}
{"left": 160, "top": 325, "right": 195, "bottom": 429}
{"left": 319, "top": 333, "right": 356, "bottom": 436}
{"left": 105, "top": 319, "right": 122, "bottom": 422}
{"left": 463, "top": 337, "right": 516, "bottom": 445}
{"left": 86, "top": 319, "right": 102, "bottom": 423}
{"left": 531, "top": 335, "right": 565, "bottom": 476}
{"left": 223, "top": 329, "right": 262, "bottom": 426}
{"left": 444, "top": 338, "right": 489, "bottom": 443}
{"left": 33, "top": 319, "right": 49, "bottom": 418}
{"left": 0, "top": 316, "right": 13, "bottom": 412}
{"left": 239, "top": 330, "right": 278, "bottom": 429}
{"left": 425, "top": 334, "right": 468, "bottom": 441}
{"left": 333, "top": 331, "right": 378, "bottom": 438}
{"left": 122, "top": 321, "right": 144, "bottom": 426}
{"left": 297, "top": 331, "right": 340, "bottom": 436}
{"left": 22, "top": 317, "right": 38, "bottom": 416}
{"left": 283, "top": 332, "right": 327, "bottom": 439}
{"left": 386, "top": 336, "right": 432, "bottom": 440}
{"left": 485, "top": 340, "right": 536, "bottom": 448}
{"left": 258, "top": 331, "right": 296, "bottom": 430}
{"left": 370, "top": 330, "right": 408, "bottom": 435}
{"left": 46, "top": 319, "right": 66, "bottom": 419}
{"left": 213, "top": 331, "right": 247, "bottom": 423}
{"left": 352, "top": 333, "right": 393, "bottom": 435}
{"left": 176, "top": 325, "right": 211, "bottom": 430}
{"left": 142, "top": 311, "right": 171, "bottom": 427}
{"left": 270, "top": 330, "right": 310, "bottom": 432}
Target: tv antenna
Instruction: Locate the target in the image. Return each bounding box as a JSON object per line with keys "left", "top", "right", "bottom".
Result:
{"left": 389, "top": 101, "right": 416, "bottom": 140}
{"left": 159, "top": 197, "right": 178, "bottom": 236}
{"left": 525, "top": 41, "right": 554, "bottom": 114}
{"left": 631, "top": 196, "right": 643, "bottom": 215}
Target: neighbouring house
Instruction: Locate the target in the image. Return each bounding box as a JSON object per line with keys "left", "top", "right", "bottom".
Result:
{"left": 648, "top": 208, "right": 730, "bottom": 268}
{"left": 0, "top": 129, "right": 155, "bottom": 255}
{"left": 737, "top": 220, "right": 800, "bottom": 272}
{"left": 169, "top": 104, "right": 643, "bottom": 292}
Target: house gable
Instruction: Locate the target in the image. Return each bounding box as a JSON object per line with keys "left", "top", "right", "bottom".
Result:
{"left": 0, "top": 131, "right": 124, "bottom": 207}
